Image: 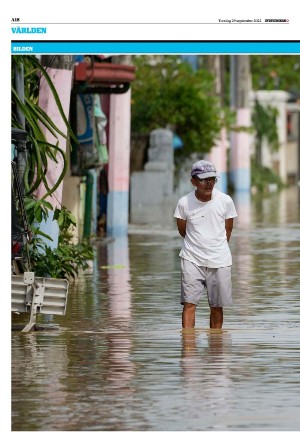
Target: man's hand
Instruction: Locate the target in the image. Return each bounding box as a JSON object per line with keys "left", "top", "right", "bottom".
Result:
{"left": 225, "top": 218, "right": 234, "bottom": 242}
{"left": 176, "top": 218, "right": 187, "bottom": 237}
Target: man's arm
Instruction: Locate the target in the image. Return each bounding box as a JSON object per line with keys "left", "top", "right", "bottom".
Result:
{"left": 225, "top": 218, "right": 234, "bottom": 242}
{"left": 176, "top": 218, "right": 187, "bottom": 238}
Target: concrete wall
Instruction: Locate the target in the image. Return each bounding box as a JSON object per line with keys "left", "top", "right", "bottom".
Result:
{"left": 130, "top": 129, "right": 175, "bottom": 224}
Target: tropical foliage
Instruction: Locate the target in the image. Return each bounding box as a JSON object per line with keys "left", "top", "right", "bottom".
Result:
{"left": 11, "top": 55, "right": 77, "bottom": 197}
{"left": 252, "top": 99, "right": 279, "bottom": 164}
{"left": 251, "top": 159, "right": 285, "bottom": 192}
{"left": 27, "top": 207, "right": 94, "bottom": 279}
{"left": 11, "top": 55, "right": 94, "bottom": 279}
{"left": 250, "top": 55, "right": 300, "bottom": 92}
{"left": 131, "top": 56, "right": 227, "bottom": 157}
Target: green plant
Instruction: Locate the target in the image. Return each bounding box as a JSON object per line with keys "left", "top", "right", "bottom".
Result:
{"left": 11, "top": 55, "right": 77, "bottom": 198}
{"left": 251, "top": 55, "right": 300, "bottom": 91}
{"left": 26, "top": 207, "right": 94, "bottom": 279}
{"left": 252, "top": 99, "right": 279, "bottom": 165}
{"left": 12, "top": 56, "right": 95, "bottom": 278}
{"left": 251, "top": 158, "right": 285, "bottom": 192}
{"left": 131, "top": 56, "right": 224, "bottom": 156}
{"left": 27, "top": 237, "right": 94, "bottom": 279}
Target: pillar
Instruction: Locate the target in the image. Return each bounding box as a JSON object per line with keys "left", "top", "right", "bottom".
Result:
{"left": 230, "top": 109, "right": 251, "bottom": 191}
{"left": 230, "top": 55, "right": 251, "bottom": 192}
{"left": 205, "top": 56, "right": 228, "bottom": 193}
{"left": 107, "top": 90, "right": 131, "bottom": 237}
{"left": 207, "top": 127, "right": 228, "bottom": 193}
{"left": 35, "top": 62, "right": 73, "bottom": 248}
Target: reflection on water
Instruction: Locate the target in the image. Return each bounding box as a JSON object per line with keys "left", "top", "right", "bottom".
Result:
{"left": 11, "top": 187, "right": 300, "bottom": 431}
{"left": 181, "top": 329, "right": 233, "bottom": 430}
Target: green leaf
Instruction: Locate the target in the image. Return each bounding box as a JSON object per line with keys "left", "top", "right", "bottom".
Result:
{"left": 24, "top": 198, "right": 36, "bottom": 210}
{"left": 34, "top": 229, "right": 53, "bottom": 241}
{"left": 57, "top": 212, "right": 64, "bottom": 227}
{"left": 39, "top": 199, "right": 53, "bottom": 210}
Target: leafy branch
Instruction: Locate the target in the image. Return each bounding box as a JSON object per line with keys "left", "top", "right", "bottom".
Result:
{"left": 11, "top": 55, "right": 77, "bottom": 199}
{"left": 252, "top": 99, "right": 279, "bottom": 164}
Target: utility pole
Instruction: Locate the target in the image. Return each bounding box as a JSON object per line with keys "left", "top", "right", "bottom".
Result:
{"left": 204, "top": 55, "right": 228, "bottom": 193}
{"left": 230, "top": 55, "right": 251, "bottom": 192}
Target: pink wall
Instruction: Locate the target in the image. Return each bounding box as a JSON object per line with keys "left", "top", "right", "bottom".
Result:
{"left": 108, "top": 90, "right": 131, "bottom": 193}
{"left": 35, "top": 68, "right": 73, "bottom": 206}
{"left": 230, "top": 108, "right": 251, "bottom": 171}
{"left": 207, "top": 127, "right": 227, "bottom": 172}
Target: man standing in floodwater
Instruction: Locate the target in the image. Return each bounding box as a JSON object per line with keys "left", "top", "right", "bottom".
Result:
{"left": 174, "top": 160, "right": 238, "bottom": 329}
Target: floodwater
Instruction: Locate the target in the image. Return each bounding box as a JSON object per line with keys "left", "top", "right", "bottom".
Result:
{"left": 11, "top": 187, "right": 300, "bottom": 432}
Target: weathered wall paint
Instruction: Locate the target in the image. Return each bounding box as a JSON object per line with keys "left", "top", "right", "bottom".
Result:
{"left": 107, "top": 90, "right": 131, "bottom": 237}
{"left": 36, "top": 68, "right": 73, "bottom": 248}
{"left": 230, "top": 108, "right": 251, "bottom": 192}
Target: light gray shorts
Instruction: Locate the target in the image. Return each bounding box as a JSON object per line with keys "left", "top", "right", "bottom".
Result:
{"left": 181, "top": 258, "right": 232, "bottom": 307}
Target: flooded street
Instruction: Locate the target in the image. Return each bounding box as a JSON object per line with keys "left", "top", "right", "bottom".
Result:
{"left": 11, "top": 187, "right": 300, "bottom": 431}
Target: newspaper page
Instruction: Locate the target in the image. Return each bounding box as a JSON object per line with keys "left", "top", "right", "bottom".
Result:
{"left": 5, "top": 1, "right": 300, "bottom": 443}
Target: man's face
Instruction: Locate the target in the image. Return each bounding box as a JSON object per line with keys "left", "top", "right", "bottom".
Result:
{"left": 191, "top": 176, "right": 217, "bottom": 196}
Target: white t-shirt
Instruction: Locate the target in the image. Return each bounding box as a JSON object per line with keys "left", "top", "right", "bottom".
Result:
{"left": 174, "top": 189, "right": 238, "bottom": 268}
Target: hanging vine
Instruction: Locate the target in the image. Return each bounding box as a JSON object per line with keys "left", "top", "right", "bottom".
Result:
{"left": 252, "top": 99, "right": 279, "bottom": 164}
